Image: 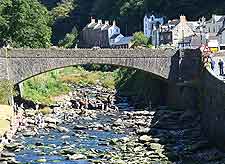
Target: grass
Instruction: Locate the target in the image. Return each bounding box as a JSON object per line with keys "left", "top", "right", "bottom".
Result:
{"left": 0, "top": 80, "right": 14, "bottom": 105}
{"left": 22, "top": 66, "right": 119, "bottom": 105}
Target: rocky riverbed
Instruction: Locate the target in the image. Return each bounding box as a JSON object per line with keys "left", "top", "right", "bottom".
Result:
{"left": 1, "top": 84, "right": 225, "bottom": 164}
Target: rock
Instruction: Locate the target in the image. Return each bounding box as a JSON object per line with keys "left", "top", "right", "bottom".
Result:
{"left": 4, "top": 143, "right": 21, "bottom": 151}
{"left": 35, "top": 142, "right": 44, "bottom": 146}
{"left": 60, "top": 149, "right": 76, "bottom": 155}
{"left": 150, "top": 143, "right": 163, "bottom": 150}
{"left": 61, "top": 135, "right": 70, "bottom": 139}
{"left": 25, "top": 110, "right": 36, "bottom": 117}
{"left": 57, "top": 126, "right": 69, "bottom": 133}
{"left": 26, "top": 118, "right": 36, "bottom": 125}
{"left": 23, "top": 131, "right": 36, "bottom": 137}
{"left": 136, "top": 127, "right": 151, "bottom": 135}
{"left": 44, "top": 117, "right": 59, "bottom": 124}
{"left": 139, "top": 135, "right": 152, "bottom": 142}
{"left": 113, "top": 118, "right": 123, "bottom": 126}
{"left": 133, "top": 111, "right": 151, "bottom": 116}
{"left": 1, "top": 151, "right": 16, "bottom": 157}
{"left": 135, "top": 120, "right": 147, "bottom": 126}
{"left": 46, "top": 123, "right": 57, "bottom": 129}
{"left": 74, "top": 125, "right": 87, "bottom": 130}
{"left": 68, "top": 154, "right": 87, "bottom": 160}
{"left": 36, "top": 158, "right": 47, "bottom": 163}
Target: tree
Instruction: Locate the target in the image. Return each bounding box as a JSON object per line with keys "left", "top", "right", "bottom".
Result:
{"left": 51, "top": 0, "right": 76, "bottom": 20}
{"left": 58, "top": 26, "right": 78, "bottom": 48}
{"left": 0, "top": 0, "right": 52, "bottom": 48}
{"left": 132, "top": 31, "right": 150, "bottom": 47}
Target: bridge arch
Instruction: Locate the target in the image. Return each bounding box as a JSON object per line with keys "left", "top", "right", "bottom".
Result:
{"left": 0, "top": 48, "right": 180, "bottom": 84}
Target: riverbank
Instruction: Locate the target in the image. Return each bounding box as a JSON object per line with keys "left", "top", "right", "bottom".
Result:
{"left": 0, "top": 105, "right": 13, "bottom": 136}
{"left": 1, "top": 84, "right": 225, "bottom": 163}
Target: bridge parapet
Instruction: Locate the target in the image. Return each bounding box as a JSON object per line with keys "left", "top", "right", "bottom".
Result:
{"left": 0, "top": 48, "right": 201, "bottom": 84}
{"left": 2, "top": 48, "right": 177, "bottom": 58}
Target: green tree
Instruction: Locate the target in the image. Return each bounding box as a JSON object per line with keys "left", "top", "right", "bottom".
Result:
{"left": 51, "top": 0, "right": 76, "bottom": 20}
{"left": 58, "top": 26, "right": 78, "bottom": 48}
{"left": 0, "top": 0, "right": 52, "bottom": 48}
{"left": 132, "top": 31, "right": 149, "bottom": 47}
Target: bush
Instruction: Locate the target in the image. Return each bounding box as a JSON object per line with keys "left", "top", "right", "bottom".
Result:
{"left": 132, "top": 32, "right": 150, "bottom": 47}
{"left": 0, "top": 80, "right": 14, "bottom": 105}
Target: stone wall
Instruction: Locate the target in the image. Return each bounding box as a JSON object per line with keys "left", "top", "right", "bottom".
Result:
{"left": 0, "top": 48, "right": 178, "bottom": 84}
{"left": 201, "top": 67, "right": 225, "bottom": 149}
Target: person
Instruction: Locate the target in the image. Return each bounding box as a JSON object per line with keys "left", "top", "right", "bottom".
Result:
{"left": 218, "top": 59, "right": 224, "bottom": 75}
{"left": 210, "top": 59, "right": 215, "bottom": 70}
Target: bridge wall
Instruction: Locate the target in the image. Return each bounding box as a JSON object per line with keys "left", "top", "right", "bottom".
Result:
{"left": 0, "top": 48, "right": 178, "bottom": 84}
{"left": 201, "top": 67, "right": 225, "bottom": 149}
{"left": 0, "top": 49, "right": 9, "bottom": 81}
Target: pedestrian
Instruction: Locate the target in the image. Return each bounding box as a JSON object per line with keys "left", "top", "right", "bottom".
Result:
{"left": 218, "top": 59, "right": 224, "bottom": 75}
{"left": 210, "top": 59, "right": 215, "bottom": 70}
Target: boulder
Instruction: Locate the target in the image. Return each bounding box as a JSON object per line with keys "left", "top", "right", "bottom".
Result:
{"left": 57, "top": 126, "right": 69, "bottom": 133}
{"left": 139, "top": 135, "right": 152, "bottom": 142}
{"left": 68, "top": 154, "right": 87, "bottom": 160}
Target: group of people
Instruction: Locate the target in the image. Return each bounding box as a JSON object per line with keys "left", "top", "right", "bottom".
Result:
{"left": 204, "top": 53, "right": 224, "bottom": 76}
{"left": 70, "top": 94, "right": 116, "bottom": 111}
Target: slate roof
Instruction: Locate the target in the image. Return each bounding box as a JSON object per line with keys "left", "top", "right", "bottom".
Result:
{"left": 110, "top": 33, "right": 120, "bottom": 39}
{"left": 112, "top": 36, "right": 133, "bottom": 46}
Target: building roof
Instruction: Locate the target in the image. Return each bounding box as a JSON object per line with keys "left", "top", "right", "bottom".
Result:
{"left": 101, "top": 24, "right": 111, "bottom": 30}
{"left": 93, "top": 23, "right": 105, "bottom": 30}
{"left": 112, "top": 36, "right": 133, "bottom": 46}
{"left": 207, "top": 15, "right": 225, "bottom": 23}
{"left": 110, "top": 33, "right": 120, "bottom": 39}
{"left": 187, "top": 21, "right": 199, "bottom": 31}
{"left": 145, "top": 13, "right": 163, "bottom": 19}
{"left": 217, "top": 16, "right": 225, "bottom": 22}
{"left": 167, "top": 19, "right": 180, "bottom": 27}
{"left": 217, "top": 26, "right": 225, "bottom": 35}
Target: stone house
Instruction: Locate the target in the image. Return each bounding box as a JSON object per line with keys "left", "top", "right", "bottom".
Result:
{"left": 216, "top": 19, "right": 225, "bottom": 50}
{"left": 171, "top": 16, "right": 195, "bottom": 47}
{"left": 143, "top": 14, "right": 164, "bottom": 38}
{"left": 80, "top": 18, "right": 111, "bottom": 48}
{"left": 205, "top": 15, "right": 225, "bottom": 34}
{"left": 152, "top": 16, "right": 200, "bottom": 48}
{"left": 80, "top": 18, "right": 133, "bottom": 48}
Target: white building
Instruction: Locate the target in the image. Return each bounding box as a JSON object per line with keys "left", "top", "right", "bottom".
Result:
{"left": 143, "top": 14, "right": 164, "bottom": 38}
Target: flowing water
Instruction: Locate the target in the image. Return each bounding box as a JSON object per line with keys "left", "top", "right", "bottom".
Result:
{"left": 4, "top": 85, "right": 225, "bottom": 164}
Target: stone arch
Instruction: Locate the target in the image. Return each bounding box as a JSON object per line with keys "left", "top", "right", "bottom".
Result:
{"left": 3, "top": 48, "right": 177, "bottom": 84}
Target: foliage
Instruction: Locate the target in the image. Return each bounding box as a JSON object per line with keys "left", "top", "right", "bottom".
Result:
{"left": 58, "top": 26, "right": 78, "bottom": 48}
{"left": 0, "top": 80, "right": 14, "bottom": 105}
{"left": 23, "top": 66, "right": 119, "bottom": 104}
{"left": 131, "top": 32, "right": 150, "bottom": 47}
{"left": 51, "top": 0, "right": 76, "bottom": 20}
{"left": 0, "top": 0, "right": 52, "bottom": 48}
{"left": 23, "top": 71, "right": 70, "bottom": 104}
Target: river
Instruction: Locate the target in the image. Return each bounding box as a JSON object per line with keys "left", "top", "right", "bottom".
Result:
{"left": 1, "top": 84, "right": 225, "bottom": 164}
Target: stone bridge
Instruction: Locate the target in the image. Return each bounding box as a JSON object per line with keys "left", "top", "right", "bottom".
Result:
{"left": 0, "top": 48, "right": 201, "bottom": 84}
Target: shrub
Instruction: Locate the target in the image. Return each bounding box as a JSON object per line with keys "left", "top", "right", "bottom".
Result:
{"left": 0, "top": 80, "right": 14, "bottom": 105}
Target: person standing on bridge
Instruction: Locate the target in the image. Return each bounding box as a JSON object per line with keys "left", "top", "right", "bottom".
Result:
{"left": 218, "top": 59, "right": 224, "bottom": 75}
{"left": 210, "top": 58, "right": 215, "bottom": 70}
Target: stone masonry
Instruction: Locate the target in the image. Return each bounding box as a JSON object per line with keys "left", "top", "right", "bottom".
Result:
{"left": 0, "top": 48, "right": 200, "bottom": 84}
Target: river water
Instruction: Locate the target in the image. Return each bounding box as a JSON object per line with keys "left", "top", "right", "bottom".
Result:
{"left": 3, "top": 84, "right": 225, "bottom": 164}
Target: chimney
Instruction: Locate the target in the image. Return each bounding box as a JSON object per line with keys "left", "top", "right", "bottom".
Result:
{"left": 180, "top": 15, "right": 187, "bottom": 23}
{"left": 91, "top": 17, "right": 95, "bottom": 23}
{"left": 105, "top": 20, "right": 109, "bottom": 25}
{"left": 113, "top": 20, "right": 116, "bottom": 26}
{"left": 98, "top": 19, "right": 102, "bottom": 24}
